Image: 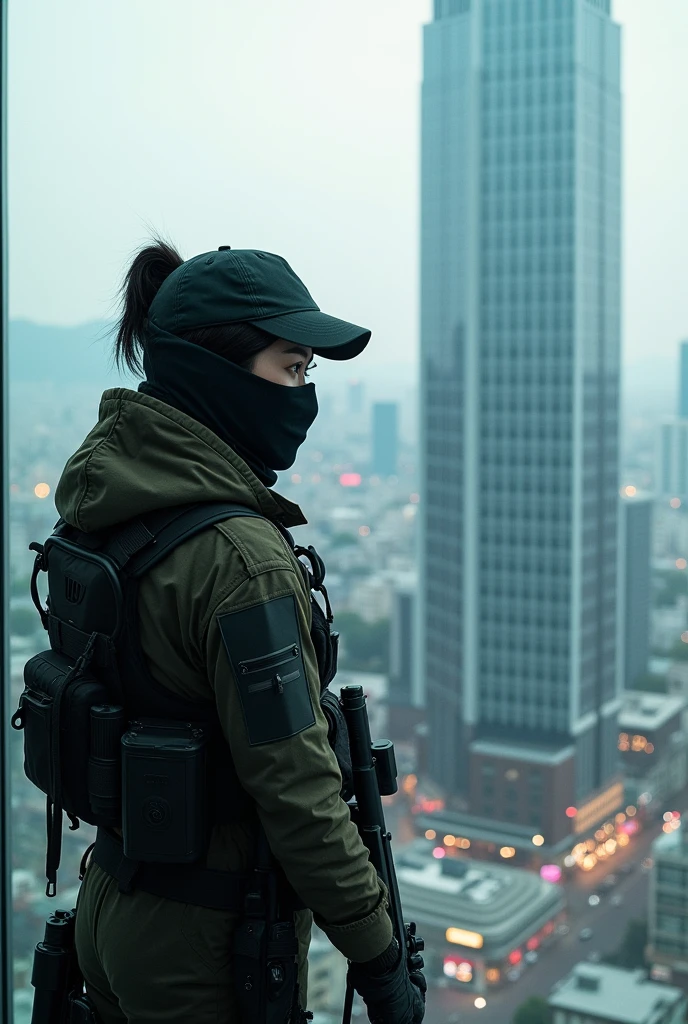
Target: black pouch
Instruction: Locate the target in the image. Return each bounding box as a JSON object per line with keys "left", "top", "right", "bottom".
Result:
{"left": 13, "top": 648, "right": 113, "bottom": 827}
{"left": 120, "top": 718, "right": 208, "bottom": 863}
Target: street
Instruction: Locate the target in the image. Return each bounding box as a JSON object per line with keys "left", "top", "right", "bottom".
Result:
{"left": 408, "top": 814, "right": 661, "bottom": 1024}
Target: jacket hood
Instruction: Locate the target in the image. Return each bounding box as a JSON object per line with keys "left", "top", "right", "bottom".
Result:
{"left": 54, "top": 388, "right": 308, "bottom": 533}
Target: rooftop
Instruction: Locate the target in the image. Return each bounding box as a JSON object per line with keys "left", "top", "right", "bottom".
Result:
{"left": 470, "top": 739, "right": 575, "bottom": 766}
{"left": 396, "top": 841, "right": 565, "bottom": 959}
{"left": 549, "top": 963, "right": 685, "bottom": 1024}
{"left": 619, "top": 691, "right": 685, "bottom": 731}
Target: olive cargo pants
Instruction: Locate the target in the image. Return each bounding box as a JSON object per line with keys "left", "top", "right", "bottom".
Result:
{"left": 75, "top": 860, "right": 311, "bottom": 1024}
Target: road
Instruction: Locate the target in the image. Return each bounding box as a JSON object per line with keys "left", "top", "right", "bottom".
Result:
{"left": 404, "top": 811, "right": 662, "bottom": 1024}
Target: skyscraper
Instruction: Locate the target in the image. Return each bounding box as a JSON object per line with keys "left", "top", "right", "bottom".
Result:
{"left": 420, "top": 0, "right": 622, "bottom": 853}
{"left": 657, "top": 340, "right": 688, "bottom": 499}
{"left": 620, "top": 491, "right": 652, "bottom": 690}
{"left": 372, "top": 402, "right": 399, "bottom": 477}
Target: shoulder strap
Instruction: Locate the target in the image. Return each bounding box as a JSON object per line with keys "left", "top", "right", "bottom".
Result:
{"left": 102, "top": 502, "right": 268, "bottom": 578}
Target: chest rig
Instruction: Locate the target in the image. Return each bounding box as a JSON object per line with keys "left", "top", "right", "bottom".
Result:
{"left": 12, "top": 501, "right": 348, "bottom": 900}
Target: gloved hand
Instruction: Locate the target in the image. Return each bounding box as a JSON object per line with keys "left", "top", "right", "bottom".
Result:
{"left": 348, "top": 938, "right": 426, "bottom": 1024}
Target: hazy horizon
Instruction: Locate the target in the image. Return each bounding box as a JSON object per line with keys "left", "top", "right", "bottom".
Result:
{"left": 8, "top": 0, "right": 688, "bottom": 371}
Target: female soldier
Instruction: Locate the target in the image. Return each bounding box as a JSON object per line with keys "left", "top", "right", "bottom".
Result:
{"left": 56, "top": 241, "right": 426, "bottom": 1024}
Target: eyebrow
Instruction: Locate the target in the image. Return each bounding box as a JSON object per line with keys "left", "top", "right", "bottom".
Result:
{"left": 282, "top": 344, "right": 312, "bottom": 361}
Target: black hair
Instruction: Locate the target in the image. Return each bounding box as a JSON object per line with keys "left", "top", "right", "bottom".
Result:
{"left": 114, "top": 237, "right": 275, "bottom": 377}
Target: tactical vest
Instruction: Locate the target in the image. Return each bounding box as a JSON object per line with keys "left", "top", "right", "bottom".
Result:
{"left": 12, "top": 501, "right": 351, "bottom": 903}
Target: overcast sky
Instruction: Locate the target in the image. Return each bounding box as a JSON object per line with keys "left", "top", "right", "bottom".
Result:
{"left": 7, "top": 0, "right": 688, "bottom": 371}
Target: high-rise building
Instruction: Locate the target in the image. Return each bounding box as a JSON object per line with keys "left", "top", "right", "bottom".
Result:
{"left": 420, "top": 0, "right": 623, "bottom": 854}
{"left": 648, "top": 823, "right": 688, "bottom": 987}
{"left": 679, "top": 341, "right": 688, "bottom": 420}
{"left": 620, "top": 491, "right": 652, "bottom": 689}
{"left": 657, "top": 341, "right": 688, "bottom": 499}
{"left": 372, "top": 402, "right": 399, "bottom": 477}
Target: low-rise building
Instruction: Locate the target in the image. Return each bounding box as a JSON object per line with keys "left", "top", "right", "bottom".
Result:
{"left": 396, "top": 840, "right": 566, "bottom": 993}
{"left": 619, "top": 692, "right": 686, "bottom": 812}
{"left": 548, "top": 963, "right": 685, "bottom": 1024}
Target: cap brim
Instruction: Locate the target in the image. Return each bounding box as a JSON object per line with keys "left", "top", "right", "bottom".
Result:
{"left": 247, "top": 309, "right": 370, "bottom": 361}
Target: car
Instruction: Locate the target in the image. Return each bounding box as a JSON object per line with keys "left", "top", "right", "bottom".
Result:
{"left": 610, "top": 894, "right": 623, "bottom": 907}
{"left": 579, "top": 928, "right": 594, "bottom": 942}
{"left": 587, "top": 951, "right": 601, "bottom": 963}
{"left": 588, "top": 894, "right": 601, "bottom": 907}
{"left": 524, "top": 951, "right": 539, "bottom": 965}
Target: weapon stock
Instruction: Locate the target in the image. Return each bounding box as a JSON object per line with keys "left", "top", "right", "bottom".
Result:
{"left": 339, "top": 685, "right": 424, "bottom": 1023}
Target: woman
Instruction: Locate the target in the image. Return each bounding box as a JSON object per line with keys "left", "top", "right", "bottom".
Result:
{"left": 57, "top": 241, "right": 425, "bottom": 1023}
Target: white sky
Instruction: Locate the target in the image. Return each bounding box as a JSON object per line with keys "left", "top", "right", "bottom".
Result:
{"left": 7, "top": 0, "right": 688, "bottom": 370}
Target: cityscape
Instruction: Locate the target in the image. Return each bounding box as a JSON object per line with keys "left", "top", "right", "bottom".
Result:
{"left": 7, "top": 1, "right": 688, "bottom": 1023}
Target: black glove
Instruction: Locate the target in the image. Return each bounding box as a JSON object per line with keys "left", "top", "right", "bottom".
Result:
{"left": 348, "top": 939, "right": 426, "bottom": 1024}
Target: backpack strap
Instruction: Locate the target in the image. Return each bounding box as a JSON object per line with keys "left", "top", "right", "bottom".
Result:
{"left": 101, "top": 501, "right": 269, "bottom": 578}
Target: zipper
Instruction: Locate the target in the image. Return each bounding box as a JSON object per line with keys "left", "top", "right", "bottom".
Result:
{"left": 247, "top": 669, "right": 300, "bottom": 695}
{"left": 238, "top": 643, "right": 300, "bottom": 676}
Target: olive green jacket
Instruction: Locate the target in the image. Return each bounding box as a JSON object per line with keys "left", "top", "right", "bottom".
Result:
{"left": 55, "top": 387, "right": 392, "bottom": 963}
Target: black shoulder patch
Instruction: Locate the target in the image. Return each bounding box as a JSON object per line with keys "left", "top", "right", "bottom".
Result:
{"left": 218, "top": 594, "right": 315, "bottom": 746}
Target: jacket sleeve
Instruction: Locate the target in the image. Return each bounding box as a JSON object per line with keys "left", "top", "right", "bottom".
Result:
{"left": 205, "top": 563, "right": 393, "bottom": 963}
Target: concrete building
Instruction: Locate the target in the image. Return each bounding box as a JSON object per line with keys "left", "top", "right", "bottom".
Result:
{"left": 420, "top": 0, "right": 623, "bottom": 845}
{"left": 396, "top": 840, "right": 566, "bottom": 993}
{"left": 621, "top": 492, "right": 653, "bottom": 688}
{"left": 648, "top": 823, "right": 688, "bottom": 985}
{"left": 372, "top": 402, "right": 399, "bottom": 478}
{"left": 658, "top": 421, "right": 688, "bottom": 501}
{"left": 549, "top": 963, "right": 685, "bottom": 1024}
{"left": 656, "top": 342, "right": 688, "bottom": 501}
{"left": 619, "top": 692, "right": 686, "bottom": 812}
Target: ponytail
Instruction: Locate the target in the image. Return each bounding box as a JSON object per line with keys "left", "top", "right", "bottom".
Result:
{"left": 114, "top": 238, "right": 183, "bottom": 375}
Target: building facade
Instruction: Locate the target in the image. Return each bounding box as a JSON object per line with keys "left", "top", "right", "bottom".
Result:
{"left": 648, "top": 823, "right": 688, "bottom": 986}
{"left": 621, "top": 492, "right": 652, "bottom": 689}
{"left": 420, "top": 0, "right": 623, "bottom": 842}
{"left": 618, "top": 692, "right": 686, "bottom": 813}
{"left": 372, "top": 402, "right": 399, "bottom": 478}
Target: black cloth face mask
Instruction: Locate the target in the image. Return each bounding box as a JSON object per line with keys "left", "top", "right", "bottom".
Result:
{"left": 138, "top": 323, "right": 318, "bottom": 487}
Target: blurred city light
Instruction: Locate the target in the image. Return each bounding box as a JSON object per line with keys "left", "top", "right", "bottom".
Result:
{"left": 565, "top": 806, "right": 577, "bottom": 818}
{"left": 433, "top": 847, "right": 446, "bottom": 859}
{"left": 623, "top": 485, "right": 637, "bottom": 496}
{"left": 290, "top": 473, "right": 301, "bottom": 484}
{"left": 424, "top": 829, "right": 436, "bottom": 841}
{"left": 500, "top": 846, "right": 516, "bottom": 859}
{"left": 339, "top": 473, "right": 361, "bottom": 487}
{"left": 446, "top": 928, "right": 484, "bottom": 949}
{"left": 358, "top": 525, "right": 371, "bottom": 537}
{"left": 670, "top": 497, "right": 682, "bottom": 509}
{"left": 676, "top": 558, "right": 687, "bottom": 570}
{"left": 474, "top": 997, "right": 487, "bottom": 1009}
{"left": 540, "top": 865, "right": 562, "bottom": 883}
{"left": 34, "top": 482, "right": 50, "bottom": 499}
{"left": 444, "top": 835, "right": 456, "bottom": 847}
{"left": 532, "top": 834, "right": 545, "bottom": 847}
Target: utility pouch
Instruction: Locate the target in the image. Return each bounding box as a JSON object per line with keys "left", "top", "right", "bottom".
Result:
{"left": 121, "top": 718, "right": 208, "bottom": 863}
{"left": 232, "top": 911, "right": 301, "bottom": 1024}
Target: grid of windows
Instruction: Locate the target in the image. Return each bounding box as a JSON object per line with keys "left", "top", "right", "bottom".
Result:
{"left": 421, "top": 0, "right": 621, "bottom": 796}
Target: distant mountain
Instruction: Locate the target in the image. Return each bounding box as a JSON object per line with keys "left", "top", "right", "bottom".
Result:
{"left": 9, "top": 319, "right": 133, "bottom": 386}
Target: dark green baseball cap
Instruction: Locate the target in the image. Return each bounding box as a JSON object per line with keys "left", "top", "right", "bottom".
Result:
{"left": 148, "top": 247, "right": 371, "bottom": 361}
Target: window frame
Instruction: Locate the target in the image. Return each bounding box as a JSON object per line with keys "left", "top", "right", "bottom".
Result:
{"left": 0, "top": 0, "right": 10, "bottom": 1018}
